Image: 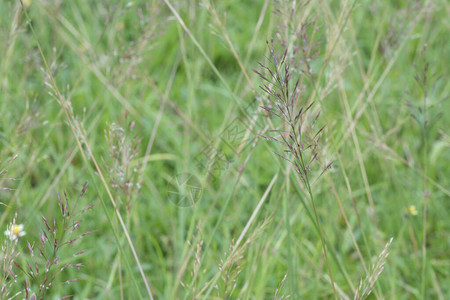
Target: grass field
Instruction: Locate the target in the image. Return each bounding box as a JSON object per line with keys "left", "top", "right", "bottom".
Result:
{"left": 0, "top": 0, "right": 449, "bottom": 299}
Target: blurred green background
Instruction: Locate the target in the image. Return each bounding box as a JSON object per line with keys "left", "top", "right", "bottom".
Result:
{"left": 0, "top": 0, "right": 448, "bottom": 299}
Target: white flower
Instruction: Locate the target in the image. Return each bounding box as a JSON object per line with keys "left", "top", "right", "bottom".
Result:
{"left": 4, "top": 224, "right": 26, "bottom": 241}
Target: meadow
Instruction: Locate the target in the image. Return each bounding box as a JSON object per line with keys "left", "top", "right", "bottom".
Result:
{"left": 0, "top": 0, "right": 449, "bottom": 299}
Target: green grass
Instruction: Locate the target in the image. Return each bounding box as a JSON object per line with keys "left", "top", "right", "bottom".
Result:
{"left": 0, "top": 0, "right": 449, "bottom": 299}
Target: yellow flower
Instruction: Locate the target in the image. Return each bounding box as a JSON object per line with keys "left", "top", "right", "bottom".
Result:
{"left": 4, "top": 224, "right": 26, "bottom": 240}
{"left": 22, "top": 0, "right": 32, "bottom": 8}
{"left": 407, "top": 205, "right": 418, "bottom": 216}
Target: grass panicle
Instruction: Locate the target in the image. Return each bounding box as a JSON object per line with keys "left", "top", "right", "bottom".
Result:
{"left": 13, "top": 185, "right": 93, "bottom": 300}
{"left": 354, "top": 238, "right": 393, "bottom": 300}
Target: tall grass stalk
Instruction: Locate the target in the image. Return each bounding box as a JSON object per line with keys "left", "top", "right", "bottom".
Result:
{"left": 283, "top": 172, "right": 296, "bottom": 297}
{"left": 305, "top": 167, "right": 337, "bottom": 299}
{"left": 406, "top": 46, "right": 445, "bottom": 299}
{"left": 256, "top": 42, "right": 337, "bottom": 298}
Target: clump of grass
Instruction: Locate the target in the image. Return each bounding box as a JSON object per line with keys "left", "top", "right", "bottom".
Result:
{"left": 20, "top": 4, "right": 155, "bottom": 297}
{"left": 4, "top": 0, "right": 447, "bottom": 298}
{"left": 7, "top": 184, "right": 93, "bottom": 300}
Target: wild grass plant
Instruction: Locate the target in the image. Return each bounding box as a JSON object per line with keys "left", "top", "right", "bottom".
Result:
{"left": 0, "top": 0, "right": 448, "bottom": 299}
{"left": 1, "top": 186, "right": 93, "bottom": 300}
